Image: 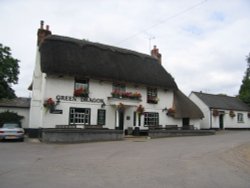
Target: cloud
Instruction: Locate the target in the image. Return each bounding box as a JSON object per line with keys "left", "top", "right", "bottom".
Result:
{"left": 1, "top": 0, "right": 250, "bottom": 97}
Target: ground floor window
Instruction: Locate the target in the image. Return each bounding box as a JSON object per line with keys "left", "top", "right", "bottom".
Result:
{"left": 144, "top": 112, "right": 159, "bottom": 126}
{"left": 97, "top": 109, "right": 106, "bottom": 125}
{"left": 69, "top": 108, "right": 90, "bottom": 124}
{"left": 237, "top": 113, "right": 244, "bottom": 123}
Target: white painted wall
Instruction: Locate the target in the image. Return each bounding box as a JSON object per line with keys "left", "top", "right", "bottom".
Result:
{"left": 189, "top": 93, "right": 211, "bottom": 129}
{"left": 29, "top": 47, "right": 46, "bottom": 128}
{"left": 189, "top": 92, "right": 250, "bottom": 129}
{"left": 0, "top": 107, "right": 30, "bottom": 128}
{"left": 223, "top": 110, "right": 250, "bottom": 128}
{"left": 38, "top": 75, "right": 187, "bottom": 129}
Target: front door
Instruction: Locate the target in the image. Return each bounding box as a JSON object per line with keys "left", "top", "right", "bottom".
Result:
{"left": 119, "top": 111, "right": 124, "bottom": 130}
{"left": 182, "top": 118, "right": 190, "bottom": 129}
{"left": 219, "top": 114, "right": 224, "bottom": 129}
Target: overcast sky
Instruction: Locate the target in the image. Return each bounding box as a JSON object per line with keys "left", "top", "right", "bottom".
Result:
{"left": 1, "top": 0, "right": 250, "bottom": 97}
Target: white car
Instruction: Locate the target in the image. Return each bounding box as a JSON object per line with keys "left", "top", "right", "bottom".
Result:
{"left": 0, "top": 123, "right": 25, "bottom": 142}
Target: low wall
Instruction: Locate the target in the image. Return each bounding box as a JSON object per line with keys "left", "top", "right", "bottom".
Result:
{"left": 40, "top": 128, "right": 123, "bottom": 143}
{"left": 148, "top": 130, "right": 216, "bottom": 138}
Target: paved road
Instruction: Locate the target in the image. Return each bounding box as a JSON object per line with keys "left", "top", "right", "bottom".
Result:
{"left": 0, "top": 131, "right": 250, "bottom": 188}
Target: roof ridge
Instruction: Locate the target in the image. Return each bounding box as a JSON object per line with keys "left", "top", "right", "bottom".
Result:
{"left": 192, "top": 91, "right": 236, "bottom": 98}
{"left": 47, "top": 35, "right": 155, "bottom": 60}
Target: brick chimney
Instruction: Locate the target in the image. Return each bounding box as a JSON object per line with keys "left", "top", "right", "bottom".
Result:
{"left": 151, "top": 45, "right": 162, "bottom": 64}
{"left": 37, "top": 20, "right": 52, "bottom": 46}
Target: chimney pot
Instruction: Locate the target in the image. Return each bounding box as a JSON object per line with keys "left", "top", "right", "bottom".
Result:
{"left": 40, "top": 20, "right": 44, "bottom": 29}
{"left": 37, "top": 21, "right": 52, "bottom": 46}
{"left": 151, "top": 45, "right": 162, "bottom": 64}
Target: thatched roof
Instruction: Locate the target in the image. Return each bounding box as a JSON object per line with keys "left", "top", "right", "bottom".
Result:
{"left": 0, "top": 98, "right": 30, "bottom": 108}
{"left": 193, "top": 92, "right": 250, "bottom": 111}
{"left": 173, "top": 90, "right": 204, "bottom": 119}
{"left": 40, "top": 35, "right": 178, "bottom": 90}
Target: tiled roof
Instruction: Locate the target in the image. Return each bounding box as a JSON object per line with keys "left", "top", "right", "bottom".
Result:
{"left": 0, "top": 97, "right": 30, "bottom": 108}
{"left": 193, "top": 92, "right": 250, "bottom": 111}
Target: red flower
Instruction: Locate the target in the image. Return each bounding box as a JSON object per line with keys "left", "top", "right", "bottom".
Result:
{"left": 44, "top": 98, "right": 55, "bottom": 106}
{"left": 74, "top": 87, "right": 87, "bottom": 97}
{"left": 44, "top": 98, "right": 56, "bottom": 111}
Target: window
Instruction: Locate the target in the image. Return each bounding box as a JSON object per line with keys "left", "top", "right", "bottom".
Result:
{"left": 74, "top": 79, "right": 89, "bottom": 97}
{"left": 144, "top": 112, "right": 159, "bottom": 126}
{"left": 237, "top": 113, "right": 244, "bottom": 123}
{"left": 147, "top": 88, "right": 158, "bottom": 104}
{"left": 97, "top": 109, "right": 106, "bottom": 125}
{"left": 113, "top": 83, "right": 126, "bottom": 92}
{"left": 69, "top": 108, "right": 90, "bottom": 124}
{"left": 133, "top": 112, "right": 136, "bottom": 126}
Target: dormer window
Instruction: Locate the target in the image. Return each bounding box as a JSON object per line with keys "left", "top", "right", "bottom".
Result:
{"left": 74, "top": 79, "right": 89, "bottom": 97}
{"left": 147, "top": 87, "right": 158, "bottom": 104}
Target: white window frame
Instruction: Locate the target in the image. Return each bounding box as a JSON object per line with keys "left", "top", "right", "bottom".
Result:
{"left": 69, "top": 108, "right": 91, "bottom": 125}
{"left": 144, "top": 112, "right": 159, "bottom": 126}
{"left": 237, "top": 113, "right": 244, "bottom": 123}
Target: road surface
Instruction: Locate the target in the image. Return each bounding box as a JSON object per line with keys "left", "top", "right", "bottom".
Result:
{"left": 0, "top": 131, "right": 250, "bottom": 188}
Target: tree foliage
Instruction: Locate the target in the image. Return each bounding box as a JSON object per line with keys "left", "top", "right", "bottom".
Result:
{"left": 239, "top": 53, "right": 250, "bottom": 106}
{"left": 0, "top": 111, "right": 24, "bottom": 126}
{"left": 0, "top": 43, "right": 20, "bottom": 99}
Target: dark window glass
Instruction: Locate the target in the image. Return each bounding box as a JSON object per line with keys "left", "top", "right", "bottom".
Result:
{"left": 147, "top": 88, "right": 158, "bottom": 104}
{"left": 74, "top": 79, "right": 89, "bottom": 97}
{"left": 133, "top": 112, "right": 136, "bottom": 126}
{"left": 69, "top": 108, "right": 91, "bottom": 125}
{"left": 97, "top": 109, "right": 106, "bottom": 125}
{"left": 144, "top": 112, "right": 159, "bottom": 126}
{"left": 113, "top": 83, "right": 126, "bottom": 92}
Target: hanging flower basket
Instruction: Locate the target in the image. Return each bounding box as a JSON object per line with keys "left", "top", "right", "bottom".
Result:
{"left": 136, "top": 105, "right": 144, "bottom": 114}
{"left": 167, "top": 108, "right": 175, "bottom": 117}
{"left": 212, "top": 109, "right": 219, "bottom": 117}
{"left": 117, "top": 103, "right": 125, "bottom": 112}
{"left": 44, "top": 98, "right": 56, "bottom": 112}
{"left": 229, "top": 110, "right": 235, "bottom": 118}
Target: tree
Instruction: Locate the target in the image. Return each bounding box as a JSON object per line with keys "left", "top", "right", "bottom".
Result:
{"left": 239, "top": 53, "right": 250, "bottom": 106}
{"left": 0, "top": 111, "right": 23, "bottom": 126}
{"left": 0, "top": 43, "right": 20, "bottom": 99}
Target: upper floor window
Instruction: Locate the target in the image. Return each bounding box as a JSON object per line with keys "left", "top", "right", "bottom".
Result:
{"left": 147, "top": 87, "right": 158, "bottom": 104}
{"left": 237, "top": 113, "right": 244, "bottom": 123}
{"left": 111, "top": 83, "right": 126, "bottom": 98}
{"left": 74, "top": 79, "right": 89, "bottom": 97}
{"left": 113, "top": 83, "right": 126, "bottom": 92}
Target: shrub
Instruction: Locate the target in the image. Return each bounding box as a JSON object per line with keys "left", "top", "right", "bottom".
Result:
{"left": 0, "top": 111, "right": 23, "bottom": 126}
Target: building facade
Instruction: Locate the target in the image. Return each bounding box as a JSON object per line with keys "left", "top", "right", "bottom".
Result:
{"left": 29, "top": 21, "right": 203, "bottom": 133}
{"left": 189, "top": 92, "right": 250, "bottom": 129}
{"left": 0, "top": 97, "right": 30, "bottom": 129}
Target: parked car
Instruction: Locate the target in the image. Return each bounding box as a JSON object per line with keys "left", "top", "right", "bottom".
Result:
{"left": 0, "top": 122, "right": 25, "bottom": 142}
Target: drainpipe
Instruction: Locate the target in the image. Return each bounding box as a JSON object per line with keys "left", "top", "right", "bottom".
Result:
{"left": 210, "top": 108, "right": 212, "bottom": 129}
